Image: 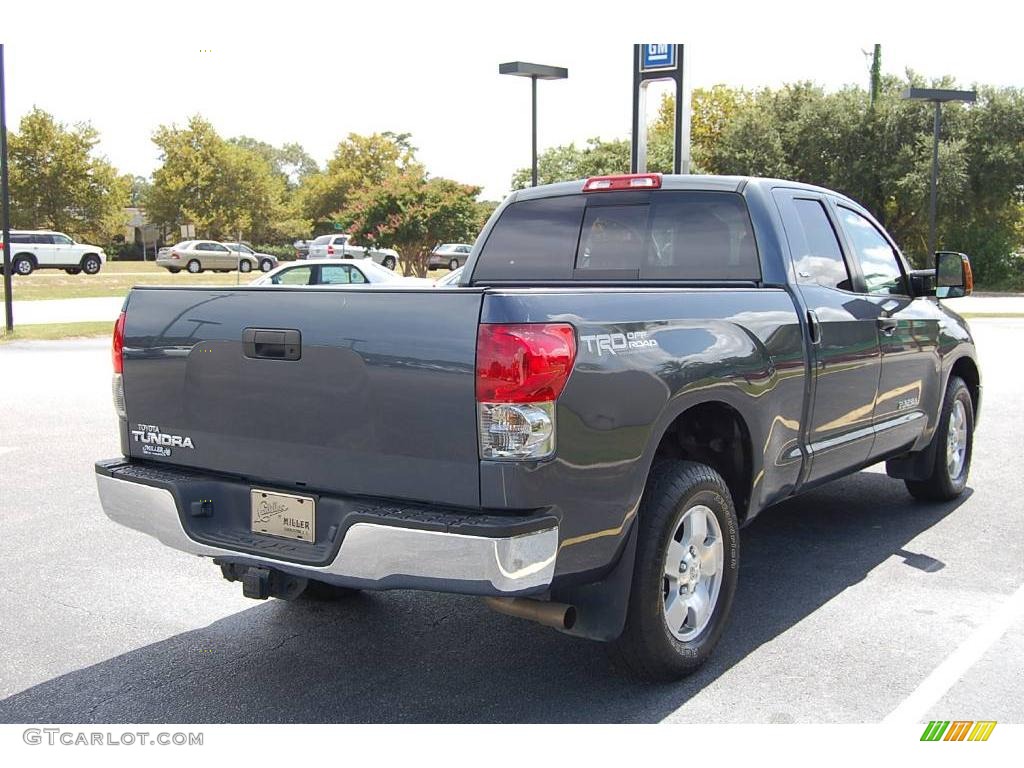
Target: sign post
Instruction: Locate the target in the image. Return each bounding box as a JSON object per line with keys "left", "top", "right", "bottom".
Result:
{"left": 631, "top": 44, "right": 689, "bottom": 174}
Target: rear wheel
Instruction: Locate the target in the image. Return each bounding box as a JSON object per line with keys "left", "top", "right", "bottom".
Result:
{"left": 65, "top": 267, "right": 82, "bottom": 275}
{"left": 239, "top": 260, "right": 252, "bottom": 273}
{"left": 905, "top": 376, "right": 974, "bottom": 501}
{"left": 382, "top": 255, "right": 396, "bottom": 270}
{"left": 449, "top": 258, "right": 460, "bottom": 271}
{"left": 82, "top": 254, "right": 102, "bottom": 275}
{"left": 166, "top": 267, "right": 181, "bottom": 274}
{"left": 13, "top": 257, "right": 33, "bottom": 276}
{"left": 187, "top": 259, "right": 202, "bottom": 274}
{"left": 613, "top": 460, "right": 739, "bottom": 681}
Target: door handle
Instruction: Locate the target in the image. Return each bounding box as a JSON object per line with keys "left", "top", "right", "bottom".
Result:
{"left": 877, "top": 317, "right": 898, "bottom": 337}
{"left": 807, "top": 310, "right": 821, "bottom": 345}
{"left": 242, "top": 328, "right": 302, "bottom": 361}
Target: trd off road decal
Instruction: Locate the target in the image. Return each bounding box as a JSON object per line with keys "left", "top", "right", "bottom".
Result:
{"left": 131, "top": 424, "right": 195, "bottom": 457}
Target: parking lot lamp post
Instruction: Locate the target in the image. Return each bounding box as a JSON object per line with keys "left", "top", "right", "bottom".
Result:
{"left": 900, "top": 87, "right": 977, "bottom": 258}
{"left": 1, "top": 44, "right": 13, "bottom": 333}
{"left": 499, "top": 62, "right": 568, "bottom": 187}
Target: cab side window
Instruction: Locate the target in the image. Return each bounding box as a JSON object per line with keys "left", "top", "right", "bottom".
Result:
{"left": 837, "top": 207, "right": 907, "bottom": 296}
{"left": 787, "top": 199, "right": 852, "bottom": 291}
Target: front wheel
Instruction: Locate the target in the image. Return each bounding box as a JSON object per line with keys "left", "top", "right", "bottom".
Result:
{"left": 382, "top": 255, "right": 396, "bottom": 270}
{"left": 81, "top": 255, "right": 102, "bottom": 275}
{"left": 905, "top": 376, "right": 974, "bottom": 501}
{"left": 187, "top": 259, "right": 202, "bottom": 274}
{"left": 613, "top": 460, "right": 739, "bottom": 681}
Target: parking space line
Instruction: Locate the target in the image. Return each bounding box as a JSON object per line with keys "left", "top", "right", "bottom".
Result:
{"left": 883, "top": 581, "right": 1024, "bottom": 724}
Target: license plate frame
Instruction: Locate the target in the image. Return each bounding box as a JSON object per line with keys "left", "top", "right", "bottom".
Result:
{"left": 250, "top": 489, "right": 316, "bottom": 543}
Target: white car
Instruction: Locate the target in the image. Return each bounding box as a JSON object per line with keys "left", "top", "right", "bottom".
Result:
{"left": 252, "top": 259, "right": 433, "bottom": 287}
{"left": 306, "top": 234, "right": 400, "bottom": 270}
{"left": 1, "top": 230, "right": 106, "bottom": 276}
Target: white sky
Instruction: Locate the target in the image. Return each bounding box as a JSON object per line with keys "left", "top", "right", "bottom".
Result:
{"left": 2, "top": 0, "right": 1019, "bottom": 201}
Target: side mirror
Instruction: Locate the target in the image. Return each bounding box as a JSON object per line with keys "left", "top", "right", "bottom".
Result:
{"left": 935, "top": 251, "right": 973, "bottom": 299}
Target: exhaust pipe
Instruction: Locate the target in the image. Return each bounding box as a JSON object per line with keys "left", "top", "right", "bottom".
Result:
{"left": 484, "top": 597, "right": 577, "bottom": 631}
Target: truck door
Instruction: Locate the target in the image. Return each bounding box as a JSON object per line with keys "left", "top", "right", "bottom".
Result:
{"left": 832, "top": 204, "right": 937, "bottom": 458}
{"left": 773, "top": 190, "right": 882, "bottom": 485}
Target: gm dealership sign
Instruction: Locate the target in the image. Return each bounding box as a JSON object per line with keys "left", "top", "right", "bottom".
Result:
{"left": 641, "top": 44, "right": 677, "bottom": 72}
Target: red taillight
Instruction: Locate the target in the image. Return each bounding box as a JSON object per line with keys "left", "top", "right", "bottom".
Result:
{"left": 112, "top": 311, "right": 126, "bottom": 373}
{"left": 170, "top": 250, "right": 180, "bottom": 260}
{"left": 583, "top": 173, "right": 662, "bottom": 192}
{"left": 327, "top": 245, "right": 335, "bottom": 255}
{"left": 476, "top": 324, "right": 576, "bottom": 403}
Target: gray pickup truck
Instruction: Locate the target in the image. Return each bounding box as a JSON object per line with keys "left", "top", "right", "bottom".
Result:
{"left": 96, "top": 174, "right": 980, "bottom": 680}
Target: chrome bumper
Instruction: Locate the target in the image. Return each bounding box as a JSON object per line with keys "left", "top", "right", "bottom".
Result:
{"left": 95, "top": 472, "right": 557, "bottom": 594}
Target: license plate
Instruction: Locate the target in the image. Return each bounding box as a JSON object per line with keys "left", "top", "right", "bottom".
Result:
{"left": 250, "top": 489, "right": 315, "bottom": 542}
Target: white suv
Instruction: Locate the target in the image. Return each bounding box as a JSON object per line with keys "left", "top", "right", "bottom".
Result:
{"left": 2, "top": 230, "right": 107, "bottom": 276}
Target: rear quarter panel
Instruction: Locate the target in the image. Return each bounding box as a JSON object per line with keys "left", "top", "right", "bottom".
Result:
{"left": 480, "top": 287, "right": 806, "bottom": 580}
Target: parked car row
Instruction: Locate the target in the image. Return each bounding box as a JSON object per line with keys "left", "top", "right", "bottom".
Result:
{"left": 155, "top": 240, "right": 279, "bottom": 274}
{"left": 1, "top": 230, "right": 107, "bottom": 276}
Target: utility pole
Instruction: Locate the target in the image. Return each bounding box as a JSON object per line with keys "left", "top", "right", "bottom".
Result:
{"left": 1, "top": 44, "right": 13, "bottom": 334}
{"left": 869, "top": 44, "right": 882, "bottom": 108}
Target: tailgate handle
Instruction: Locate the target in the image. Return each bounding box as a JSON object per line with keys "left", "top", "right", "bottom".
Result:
{"left": 243, "top": 328, "right": 301, "bottom": 361}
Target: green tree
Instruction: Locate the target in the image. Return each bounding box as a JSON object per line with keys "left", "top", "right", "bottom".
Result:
{"left": 341, "top": 172, "right": 482, "bottom": 277}
{"left": 510, "top": 137, "right": 630, "bottom": 190}
{"left": 145, "top": 116, "right": 307, "bottom": 242}
{"left": 7, "top": 108, "right": 128, "bottom": 241}
{"left": 228, "top": 137, "right": 318, "bottom": 188}
{"left": 297, "top": 132, "right": 416, "bottom": 225}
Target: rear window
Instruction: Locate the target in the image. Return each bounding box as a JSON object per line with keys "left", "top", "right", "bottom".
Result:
{"left": 474, "top": 191, "right": 759, "bottom": 281}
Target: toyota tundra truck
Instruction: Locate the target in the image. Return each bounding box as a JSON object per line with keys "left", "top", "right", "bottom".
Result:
{"left": 95, "top": 174, "right": 980, "bottom": 680}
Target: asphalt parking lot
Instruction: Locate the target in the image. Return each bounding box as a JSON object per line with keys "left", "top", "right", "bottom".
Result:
{"left": 1, "top": 319, "right": 1022, "bottom": 724}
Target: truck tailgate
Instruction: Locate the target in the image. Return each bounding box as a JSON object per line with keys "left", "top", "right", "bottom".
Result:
{"left": 121, "top": 286, "right": 484, "bottom": 507}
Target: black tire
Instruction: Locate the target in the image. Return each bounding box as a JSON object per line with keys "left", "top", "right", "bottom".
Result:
{"left": 448, "top": 258, "right": 459, "bottom": 271}
{"left": 382, "top": 255, "right": 396, "bottom": 270}
{"left": 81, "top": 254, "right": 102, "bottom": 275}
{"left": 905, "top": 376, "right": 974, "bottom": 501}
{"left": 301, "top": 579, "right": 360, "bottom": 601}
{"left": 260, "top": 258, "right": 274, "bottom": 272}
{"left": 187, "top": 259, "right": 202, "bottom": 274}
{"left": 239, "top": 260, "right": 252, "bottom": 273}
{"left": 65, "top": 267, "right": 82, "bottom": 275}
{"left": 13, "top": 256, "right": 33, "bottom": 276}
{"left": 612, "top": 460, "right": 740, "bottom": 681}
{"left": 167, "top": 267, "right": 181, "bottom": 274}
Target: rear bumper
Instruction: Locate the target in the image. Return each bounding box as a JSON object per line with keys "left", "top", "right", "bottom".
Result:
{"left": 94, "top": 460, "right": 558, "bottom": 596}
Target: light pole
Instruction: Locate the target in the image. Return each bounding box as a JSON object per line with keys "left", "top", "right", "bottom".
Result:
{"left": 901, "top": 87, "right": 976, "bottom": 258}
{"left": 498, "top": 61, "right": 568, "bottom": 187}
{"left": 1, "top": 44, "right": 13, "bottom": 334}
